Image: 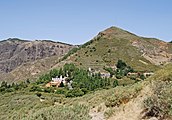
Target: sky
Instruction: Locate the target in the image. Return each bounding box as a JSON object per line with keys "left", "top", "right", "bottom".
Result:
{"left": 0, "top": 0, "right": 172, "bottom": 44}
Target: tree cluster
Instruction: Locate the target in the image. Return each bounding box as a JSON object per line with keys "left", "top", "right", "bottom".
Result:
{"left": 104, "top": 60, "right": 134, "bottom": 79}
{"left": 34, "top": 63, "right": 116, "bottom": 97}
{"left": 0, "top": 80, "right": 30, "bottom": 93}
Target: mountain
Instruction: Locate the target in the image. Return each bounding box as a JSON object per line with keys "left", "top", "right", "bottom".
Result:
{"left": 54, "top": 26, "right": 172, "bottom": 72}
{"left": 1, "top": 26, "right": 172, "bottom": 82}
{"left": 0, "top": 38, "right": 75, "bottom": 82}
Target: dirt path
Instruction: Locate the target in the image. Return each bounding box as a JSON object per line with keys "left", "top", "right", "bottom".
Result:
{"left": 89, "top": 111, "right": 105, "bottom": 120}
{"left": 108, "top": 85, "right": 153, "bottom": 120}
{"left": 89, "top": 103, "right": 106, "bottom": 120}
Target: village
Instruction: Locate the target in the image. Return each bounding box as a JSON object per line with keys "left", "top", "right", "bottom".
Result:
{"left": 45, "top": 66, "right": 154, "bottom": 88}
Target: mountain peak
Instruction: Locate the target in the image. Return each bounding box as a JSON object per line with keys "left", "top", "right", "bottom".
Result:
{"left": 97, "top": 26, "right": 137, "bottom": 40}
{"left": 104, "top": 26, "right": 136, "bottom": 35}
{"left": 0, "top": 38, "right": 30, "bottom": 43}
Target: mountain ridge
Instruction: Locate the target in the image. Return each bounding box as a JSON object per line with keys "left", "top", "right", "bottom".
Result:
{"left": 52, "top": 26, "right": 172, "bottom": 72}
{"left": 1, "top": 26, "right": 172, "bottom": 82}
{"left": 0, "top": 38, "right": 75, "bottom": 73}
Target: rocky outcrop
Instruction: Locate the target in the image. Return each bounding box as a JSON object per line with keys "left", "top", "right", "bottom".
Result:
{"left": 131, "top": 38, "right": 172, "bottom": 65}
{"left": 0, "top": 38, "right": 75, "bottom": 73}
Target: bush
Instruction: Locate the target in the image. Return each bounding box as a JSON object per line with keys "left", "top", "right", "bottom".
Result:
{"left": 65, "top": 89, "right": 85, "bottom": 97}
{"left": 113, "top": 79, "right": 119, "bottom": 87}
{"left": 140, "top": 74, "right": 146, "bottom": 80}
{"left": 61, "top": 47, "right": 79, "bottom": 61}
{"left": 81, "top": 88, "right": 89, "bottom": 94}
{"left": 30, "top": 85, "right": 42, "bottom": 92}
{"left": 116, "top": 74, "right": 122, "bottom": 79}
{"left": 6, "top": 88, "right": 15, "bottom": 92}
{"left": 105, "top": 96, "right": 121, "bottom": 107}
{"left": 44, "top": 87, "right": 54, "bottom": 93}
{"left": 116, "top": 60, "right": 127, "bottom": 69}
{"left": 55, "top": 88, "right": 67, "bottom": 94}
{"left": 36, "top": 92, "right": 42, "bottom": 97}
{"left": 0, "top": 87, "right": 6, "bottom": 92}
{"left": 143, "top": 80, "right": 172, "bottom": 119}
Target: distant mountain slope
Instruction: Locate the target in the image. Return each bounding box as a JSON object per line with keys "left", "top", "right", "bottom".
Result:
{"left": 0, "top": 38, "right": 77, "bottom": 82}
{"left": 54, "top": 27, "right": 172, "bottom": 71}
{"left": 0, "top": 55, "right": 62, "bottom": 82}
{"left": 0, "top": 38, "right": 74, "bottom": 73}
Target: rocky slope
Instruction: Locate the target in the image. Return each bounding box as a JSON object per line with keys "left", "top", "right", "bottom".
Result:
{"left": 0, "top": 38, "right": 76, "bottom": 82}
{"left": 0, "top": 38, "right": 74, "bottom": 73}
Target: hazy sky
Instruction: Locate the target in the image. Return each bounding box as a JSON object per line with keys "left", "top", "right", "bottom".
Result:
{"left": 0, "top": 0, "right": 172, "bottom": 44}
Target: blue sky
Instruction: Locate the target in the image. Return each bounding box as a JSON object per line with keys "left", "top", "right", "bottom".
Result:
{"left": 0, "top": 0, "right": 172, "bottom": 44}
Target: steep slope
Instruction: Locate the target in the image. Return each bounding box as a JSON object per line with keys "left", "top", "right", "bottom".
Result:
{"left": 54, "top": 27, "right": 172, "bottom": 71}
{"left": 107, "top": 64, "right": 172, "bottom": 120}
{"left": 0, "top": 38, "right": 75, "bottom": 82}
{"left": 0, "top": 55, "right": 61, "bottom": 82}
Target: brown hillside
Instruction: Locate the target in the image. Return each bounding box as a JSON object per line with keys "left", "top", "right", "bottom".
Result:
{"left": 0, "top": 38, "right": 75, "bottom": 82}
{"left": 53, "top": 27, "right": 172, "bottom": 72}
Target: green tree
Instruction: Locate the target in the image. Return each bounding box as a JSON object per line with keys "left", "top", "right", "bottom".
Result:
{"left": 140, "top": 74, "right": 146, "bottom": 80}
{"left": 50, "top": 69, "right": 59, "bottom": 78}
{"left": 104, "top": 67, "right": 115, "bottom": 77}
{"left": 1, "top": 81, "right": 8, "bottom": 88}
{"left": 113, "top": 79, "right": 119, "bottom": 87}
{"left": 59, "top": 68, "right": 63, "bottom": 77}
{"left": 116, "top": 60, "right": 127, "bottom": 69}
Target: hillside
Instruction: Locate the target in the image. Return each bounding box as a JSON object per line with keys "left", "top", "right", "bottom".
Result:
{"left": 0, "top": 38, "right": 75, "bottom": 82}
{"left": 54, "top": 27, "right": 172, "bottom": 72}
{"left": 1, "top": 63, "right": 172, "bottom": 120}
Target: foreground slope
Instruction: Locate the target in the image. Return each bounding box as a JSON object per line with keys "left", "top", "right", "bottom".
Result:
{"left": 110, "top": 64, "right": 172, "bottom": 120}
{"left": 55, "top": 27, "right": 172, "bottom": 72}
{"left": 1, "top": 64, "right": 172, "bottom": 120}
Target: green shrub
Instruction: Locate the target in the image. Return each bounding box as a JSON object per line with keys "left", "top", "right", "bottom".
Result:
{"left": 65, "top": 89, "right": 85, "bottom": 97}
{"left": 55, "top": 88, "right": 67, "bottom": 94}
{"left": 36, "top": 92, "right": 42, "bottom": 97}
{"left": 30, "top": 85, "right": 42, "bottom": 92}
{"left": 44, "top": 87, "right": 54, "bottom": 93}
{"left": 105, "top": 96, "right": 120, "bottom": 107}
{"left": 61, "top": 47, "right": 79, "bottom": 61}
{"left": 116, "top": 60, "right": 127, "bottom": 69}
{"left": 113, "top": 79, "right": 119, "bottom": 87}
{"left": 116, "top": 74, "right": 122, "bottom": 79}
